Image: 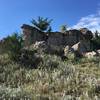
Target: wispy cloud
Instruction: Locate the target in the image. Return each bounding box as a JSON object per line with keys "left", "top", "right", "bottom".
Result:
{"left": 72, "top": 4, "right": 100, "bottom": 32}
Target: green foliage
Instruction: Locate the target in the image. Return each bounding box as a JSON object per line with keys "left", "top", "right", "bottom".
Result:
{"left": 39, "top": 54, "right": 61, "bottom": 69}
{"left": 19, "top": 49, "right": 42, "bottom": 68}
{"left": 60, "top": 24, "right": 68, "bottom": 33}
{"left": 31, "top": 16, "right": 53, "bottom": 32}
{"left": 92, "top": 31, "right": 100, "bottom": 50}
{"left": 2, "top": 33, "right": 23, "bottom": 60}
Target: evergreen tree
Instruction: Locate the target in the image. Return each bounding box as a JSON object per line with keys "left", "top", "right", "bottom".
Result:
{"left": 31, "top": 16, "right": 52, "bottom": 32}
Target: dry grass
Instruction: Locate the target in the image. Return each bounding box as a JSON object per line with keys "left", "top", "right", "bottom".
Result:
{"left": 0, "top": 54, "right": 100, "bottom": 100}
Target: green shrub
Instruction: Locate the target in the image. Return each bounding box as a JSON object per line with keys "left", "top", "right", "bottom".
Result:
{"left": 2, "top": 33, "right": 23, "bottom": 60}
{"left": 19, "top": 49, "right": 42, "bottom": 68}
{"left": 39, "top": 54, "right": 61, "bottom": 69}
{"left": 91, "top": 31, "right": 100, "bottom": 50}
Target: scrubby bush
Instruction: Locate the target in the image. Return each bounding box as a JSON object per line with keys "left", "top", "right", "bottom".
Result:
{"left": 39, "top": 54, "right": 62, "bottom": 69}
{"left": 19, "top": 49, "right": 42, "bottom": 68}
{"left": 2, "top": 33, "right": 23, "bottom": 60}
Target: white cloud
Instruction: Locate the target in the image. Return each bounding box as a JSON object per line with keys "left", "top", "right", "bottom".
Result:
{"left": 72, "top": 4, "right": 100, "bottom": 32}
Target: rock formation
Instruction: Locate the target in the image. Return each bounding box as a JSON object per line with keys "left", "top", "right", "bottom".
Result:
{"left": 21, "top": 24, "right": 46, "bottom": 47}
{"left": 21, "top": 24, "right": 95, "bottom": 58}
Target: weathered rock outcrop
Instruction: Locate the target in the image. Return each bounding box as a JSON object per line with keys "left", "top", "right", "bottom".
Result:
{"left": 21, "top": 24, "right": 94, "bottom": 58}
{"left": 47, "top": 32, "right": 63, "bottom": 46}
{"left": 79, "top": 28, "right": 93, "bottom": 40}
{"left": 47, "top": 32, "right": 64, "bottom": 54}
{"left": 21, "top": 24, "right": 46, "bottom": 47}
{"left": 63, "top": 30, "right": 83, "bottom": 46}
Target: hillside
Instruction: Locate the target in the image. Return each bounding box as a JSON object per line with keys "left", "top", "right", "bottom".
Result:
{"left": 0, "top": 23, "right": 100, "bottom": 99}
{"left": 0, "top": 53, "right": 100, "bottom": 99}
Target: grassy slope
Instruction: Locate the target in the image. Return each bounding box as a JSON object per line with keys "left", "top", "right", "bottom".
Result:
{"left": 0, "top": 54, "right": 100, "bottom": 100}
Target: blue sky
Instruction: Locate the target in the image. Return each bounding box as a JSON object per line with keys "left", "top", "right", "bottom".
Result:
{"left": 0, "top": 0, "right": 100, "bottom": 39}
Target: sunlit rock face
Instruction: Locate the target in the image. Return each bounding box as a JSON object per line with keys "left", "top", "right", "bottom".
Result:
{"left": 71, "top": 40, "right": 91, "bottom": 56}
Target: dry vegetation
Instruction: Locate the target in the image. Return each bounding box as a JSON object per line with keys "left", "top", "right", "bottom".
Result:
{"left": 0, "top": 53, "right": 100, "bottom": 100}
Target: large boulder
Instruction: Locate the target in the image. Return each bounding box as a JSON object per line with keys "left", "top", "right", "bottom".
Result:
{"left": 84, "top": 51, "right": 97, "bottom": 58}
{"left": 64, "top": 45, "right": 70, "bottom": 56}
{"left": 64, "top": 45, "right": 75, "bottom": 59}
{"left": 70, "top": 40, "right": 91, "bottom": 57}
{"left": 97, "top": 49, "right": 100, "bottom": 55}
{"left": 84, "top": 49, "right": 100, "bottom": 58}
{"left": 29, "top": 41, "right": 48, "bottom": 53}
